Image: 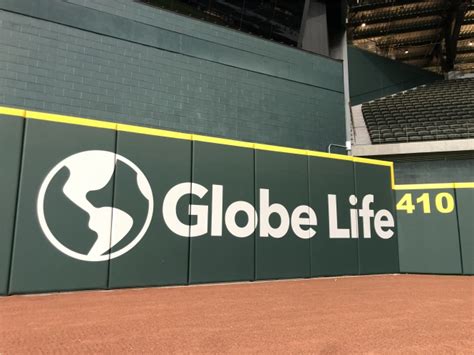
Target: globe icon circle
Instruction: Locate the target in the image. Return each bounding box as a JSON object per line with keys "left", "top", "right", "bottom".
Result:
{"left": 37, "top": 150, "right": 154, "bottom": 262}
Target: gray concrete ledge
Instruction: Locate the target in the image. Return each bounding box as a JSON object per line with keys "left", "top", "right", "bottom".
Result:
{"left": 352, "top": 139, "right": 474, "bottom": 156}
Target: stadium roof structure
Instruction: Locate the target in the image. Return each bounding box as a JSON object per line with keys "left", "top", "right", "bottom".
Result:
{"left": 347, "top": 0, "right": 474, "bottom": 74}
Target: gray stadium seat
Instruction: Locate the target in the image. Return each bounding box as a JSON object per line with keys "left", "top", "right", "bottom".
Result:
{"left": 361, "top": 78, "right": 474, "bottom": 144}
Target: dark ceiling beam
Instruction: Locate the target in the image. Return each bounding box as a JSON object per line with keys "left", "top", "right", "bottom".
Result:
{"left": 424, "top": 65, "right": 463, "bottom": 72}
{"left": 460, "top": 32, "right": 474, "bottom": 39}
{"left": 374, "top": 31, "right": 472, "bottom": 48}
{"left": 398, "top": 47, "right": 474, "bottom": 62}
{"left": 442, "top": 0, "right": 470, "bottom": 72}
{"left": 398, "top": 53, "right": 433, "bottom": 61}
{"left": 455, "top": 47, "right": 474, "bottom": 54}
{"left": 375, "top": 35, "right": 440, "bottom": 48}
{"left": 452, "top": 63, "right": 474, "bottom": 71}
{"left": 348, "top": 8, "right": 445, "bottom": 26}
{"left": 352, "top": 19, "right": 443, "bottom": 40}
{"left": 348, "top": 0, "right": 426, "bottom": 12}
{"left": 454, "top": 55, "right": 474, "bottom": 63}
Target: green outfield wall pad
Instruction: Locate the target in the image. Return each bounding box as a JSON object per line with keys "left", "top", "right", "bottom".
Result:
{"left": 108, "top": 132, "right": 191, "bottom": 288}
{"left": 396, "top": 188, "right": 462, "bottom": 274}
{"left": 189, "top": 142, "right": 255, "bottom": 283}
{"left": 0, "top": 115, "right": 24, "bottom": 295}
{"left": 9, "top": 120, "right": 116, "bottom": 294}
{"left": 0, "top": 106, "right": 407, "bottom": 295}
{"left": 309, "top": 157, "right": 359, "bottom": 276}
{"left": 354, "top": 163, "right": 399, "bottom": 274}
{"left": 455, "top": 188, "right": 474, "bottom": 275}
{"left": 255, "top": 151, "right": 311, "bottom": 280}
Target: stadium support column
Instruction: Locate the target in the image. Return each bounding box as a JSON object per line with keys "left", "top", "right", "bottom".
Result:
{"left": 327, "top": 1, "right": 351, "bottom": 152}
{"left": 342, "top": 31, "right": 352, "bottom": 152}
{"left": 299, "top": 1, "right": 351, "bottom": 152}
{"left": 298, "top": 0, "right": 330, "bottom": 56}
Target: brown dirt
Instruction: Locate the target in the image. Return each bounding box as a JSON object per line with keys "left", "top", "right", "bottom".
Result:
{"left": 0, "top": 275, "right": 473, "bottom": 354}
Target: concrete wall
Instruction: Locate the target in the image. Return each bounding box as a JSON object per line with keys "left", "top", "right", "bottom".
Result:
{"left": 0, "top": 0, "right": 345, "bottom": 151}
{"left": 366, "top": 152, "right": 474, "bottom": 184}
{"left": 299, "top": 0, "right": 329, "bottom": 56}
{"left": 348, "top": 46, "right": 442, "bottom": 105}
{"left": 393, "top": 157, "right": 474, "bottom": 184}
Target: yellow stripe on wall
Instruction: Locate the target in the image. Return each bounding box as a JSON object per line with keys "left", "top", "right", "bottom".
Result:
{"left": 0, "top": 105, "right": 397, "bottom": 185}
{"left": 118, "top": 123, "right": 192, "bottom": 140}
{"left": 0, "top": 107, "right": 26, "bottom": 118}
{"left": 453, "top": 182, "right": 474, "bottom": 189}
{"left": 394, "top": 183, "right": 474, "bottom": 190}
{"left": 193, "top": 134, "right": 254, "bottom": 149}
{"left": 26, "top": 110, "right": 117, "bottom": 130}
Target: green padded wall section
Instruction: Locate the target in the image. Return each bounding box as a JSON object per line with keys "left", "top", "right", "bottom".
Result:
{"left": 189, "top": 142, "right": 255, "bottom": 283}
{"left": 9, "top": 120, "right": 115, "bottom": 294}
{"left": 354, "top": 163, "right": 399, "bottom": 274}
{"left": 455, "top": 188, "right": 474, "bottom": 275}
{"left": 348, "top": 46, "right": 441, "bottom": 105}
{"left": 1, "top": 110, "right": 401, "bottom": 295}
{"left": 309, "top": 157, "right": 358, "bottom": 276}
{"left": 396, "top": 188, "right": 462, "bottom": 274}
{"left": 255, "top": 151, "right": 310, "bottom": 280}
{"left": 0, "top": 115, "right": 23, "bottom": 295}
{"left": 108, "top": 132, "right": 191, "bottom": 288}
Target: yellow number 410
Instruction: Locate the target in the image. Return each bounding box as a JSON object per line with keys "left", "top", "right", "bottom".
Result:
{"left": 396, "top": 192, "right": 454, "bottom": 214}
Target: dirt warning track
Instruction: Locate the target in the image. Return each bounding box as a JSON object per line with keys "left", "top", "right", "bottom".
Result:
{"left": 0, "top": 275, "right": 472, "bottom": 353}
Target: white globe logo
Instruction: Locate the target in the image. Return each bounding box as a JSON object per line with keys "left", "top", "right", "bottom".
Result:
{"left": 37, "top": 150, "right": 154, "bottom": 262}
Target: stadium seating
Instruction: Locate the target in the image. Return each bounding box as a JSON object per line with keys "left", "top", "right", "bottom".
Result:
{"left": 361, "top": 78, "right": 474, "bottom": 144}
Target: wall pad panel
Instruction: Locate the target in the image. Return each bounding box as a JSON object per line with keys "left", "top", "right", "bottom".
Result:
{"left": 0, "top": 114, "right": 24, "bottom": 295}
{"left": 355, "top": 163, "right": 399, "bottom": 274}
{"left": 108, "top": 132, "right": 191, "bottom": 288}
{"left": 309, "top": 157, "right": 359, "bottom": 276}
{"left": 396, "top": 187, "right": 462, "bottom": 274}
{"left": 456, "top": 187, "right": 474, "bottom": 275}
{"left": 255, "top": 151, "right": 311, "bottom": 280}
{"left": 9, "top": 119, "right": 115, "bottom": 294}
{"left": 189, "top": 142, "right": 255, "bottom": 283}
